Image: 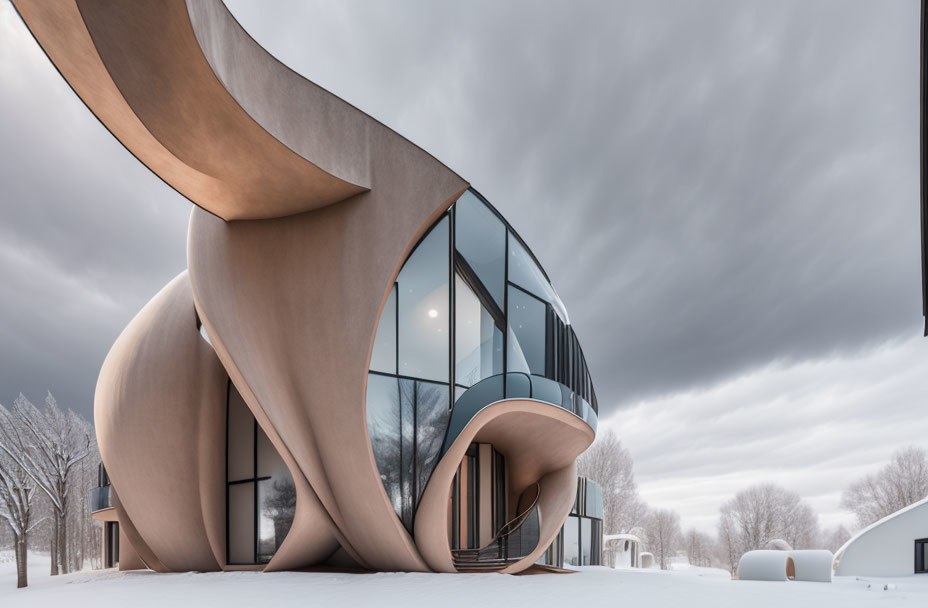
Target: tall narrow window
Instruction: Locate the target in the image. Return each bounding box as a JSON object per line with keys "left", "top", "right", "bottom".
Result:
{"left": 366, "top": 373, "right": 450, "bottom": 532}
{"left": 226, "top": 382, "right": 295, "bottom": 565}
{"left": 917, "top": 539, "right": 928, "bottom": 574}
{"left": 455, "top": 275, "right": 503, "bottom": 388}
{"left": 564, "top": 515, "right": 580, "bottom": 566}
{"left": 370, "top": 284, "right": 397, "bottom": 374}
{"left": 454, "top": 191, "right": 506, "bottom": 309}
{"left": 398, "top": 216, "right": 450, "bottom": 382}
{"left": 507, "top": 286, "right": 547, "bottom": 376}
{"left": 507, "top": 233, "right": 568, "bottom": 323}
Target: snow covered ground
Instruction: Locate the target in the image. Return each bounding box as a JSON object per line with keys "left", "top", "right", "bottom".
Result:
{"left": 1, "top": 555, "right": 927, "bottom": 607}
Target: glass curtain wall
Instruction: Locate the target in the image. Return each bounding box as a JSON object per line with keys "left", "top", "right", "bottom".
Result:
{"left": 227, "top": 382, "right": 296, "bottom": 564}
{"left": 367, "top": 189, "right": 598, "bottom": 533}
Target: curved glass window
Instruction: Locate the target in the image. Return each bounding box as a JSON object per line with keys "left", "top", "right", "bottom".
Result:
{"left": 508, "top": 234, "right": 568, "bottom": 323}
{"left": 398, "top": 216, "right": 449, "bottom": 382}
{"left": 455, "top": 275, "right": 503, "bottom": 388}
{"left": 454, "top": 190, "right": 506, "bottom": 309}
{"left": 507, "top": 286, "right": 547, "bottom": 376}
{"left": 367, "top": 189, "right": 598, "bottom": 534}
{"left": 370, "top": 284, "right": 397, "bottom": 374}
{"left": 366, "top": 373, "right": 450, "bottom": 532}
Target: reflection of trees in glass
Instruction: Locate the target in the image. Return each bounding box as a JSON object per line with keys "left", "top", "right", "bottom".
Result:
{"left": 265, "top": 479, "right": 296, "bottom": 543}
{"left": 366, "top": 374, "right": 449, "bottom": 532}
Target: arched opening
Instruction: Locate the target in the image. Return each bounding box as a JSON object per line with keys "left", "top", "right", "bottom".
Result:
{"left": 786, "top": 556, "right": 796, "bottom": 580}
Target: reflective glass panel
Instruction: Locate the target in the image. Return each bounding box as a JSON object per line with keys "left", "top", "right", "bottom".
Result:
{"left": 256, "top": 427, "right": 288, "bottom": 480}
{"left": 257, "top": 479, "right": 295, "bottom": 563}
{"left": 455, "top": 275, "right": 503, "bottom": 388}
{"left": 399, "top": 379, "right": 416, "bottom": 530}
{"left": 507, "top": 286, "right": 547, "bottom": 376}
{"left": 227, "top": 385, "right": 254, "bottom": 481}
{"left": 370, "top": 284, "right": 397, "bottom": 374}
{"left": 581, "top": 517, "right": 592, "bottom": 565}
{"left": 398, "top": 216, "right": 449, "bottom": 382}
{"left": 508, "top": 233, "right": 568, "bottom": 322}
{"left": 228, "top": 482, "right": 254, "bottom": 564}
{"left": 454, "top": 191, "right": 506, "bottom": 309}
{"left": 586, "top": 481, "right": 604, "bottom": 519}
{"left": 564, "top": 515, "right": 580, "bottom": 566}
{"left": 412, "top": 380, "right": 450, "bottom": 504}
{"left": 366, "top": 374, "right": 402, "bottom": 518}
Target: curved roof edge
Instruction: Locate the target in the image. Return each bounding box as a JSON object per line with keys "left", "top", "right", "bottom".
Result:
{"left": 10, "top": 0, "right": 465, "bottom": 221}
{"left": 833, "top": 494, "right": 928, "bottom": 562}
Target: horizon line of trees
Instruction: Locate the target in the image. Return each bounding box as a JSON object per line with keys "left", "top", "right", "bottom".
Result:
{"left": 0, "top": 392, "right": 100, "bottom": 589}
{"left": 578, "top": 431, "right": 928, "bottom": 574}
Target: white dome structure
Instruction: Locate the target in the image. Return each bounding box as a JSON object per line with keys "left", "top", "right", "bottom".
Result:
{"left": 834, "top": 496, "right": 928, "bottom": 577}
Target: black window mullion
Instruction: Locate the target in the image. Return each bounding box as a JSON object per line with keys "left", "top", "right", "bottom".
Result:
{"left": 252, "top": 418, "right": 258, "bottom": 563}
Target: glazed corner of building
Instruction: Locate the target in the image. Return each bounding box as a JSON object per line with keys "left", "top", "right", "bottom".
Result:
{"left": 10, "top": 0, "right": 601, "bottom": 573}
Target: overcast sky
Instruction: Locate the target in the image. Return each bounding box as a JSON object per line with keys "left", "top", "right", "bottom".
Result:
{"left": 0, "top": 0, "right": 925, "bottom": 534}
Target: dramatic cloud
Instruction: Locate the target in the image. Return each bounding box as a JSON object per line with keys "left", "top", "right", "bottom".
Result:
{"left": 0, "top": 2, "right": 189, "bottom": 417}
{"left": 223, "top": 0, "right": 922, "bottom": 408}
{"left": 0, "top": 0, "right": 923, "bottom": 531}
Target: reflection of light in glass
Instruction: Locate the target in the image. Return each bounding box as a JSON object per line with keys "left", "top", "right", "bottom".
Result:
{"left": 427, "top": 309, "right": 438, "bottom": 318}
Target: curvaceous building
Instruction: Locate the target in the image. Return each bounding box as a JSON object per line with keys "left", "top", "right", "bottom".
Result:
{"left": 833, "top": 497, "right": 928, "bottom": 577}
{"left": 12, "top": 0, "right": 600, "bottom": 574}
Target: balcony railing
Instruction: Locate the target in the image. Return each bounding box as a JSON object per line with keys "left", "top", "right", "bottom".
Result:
{"left": 442, "top": 373, "right": 597, "bottom": 456}
{"left": 91, "top": 485, "right": 112, "bottom": 513}
{"left": 452, "top": 483, "right": 541, "bottom": 571}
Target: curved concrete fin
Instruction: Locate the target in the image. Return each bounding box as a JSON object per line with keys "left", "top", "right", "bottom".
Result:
{"left": 188, "top": 148, "right": 467, "bottom": 570}
{"left": 413, "top": 400, "right": 594, "bottom": 573}
{"left": 12, "top": 0, "right": 368, "bottom": 220}
{"left": 95, "top": 272, "right": 226, "bottom": 572}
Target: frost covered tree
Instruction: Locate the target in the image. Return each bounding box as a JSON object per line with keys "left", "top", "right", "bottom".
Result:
{"left": 683, "top": 528, "right": 714, "bottom": 567}
{"left": 820, "top": 525, "right": 851, "bottom": 553}
{"left": 717, "top": 483, "right": 819, "bottom": 574}
{"left": 577, "top": 430, "right": 648, "bottom": 534}
{"left": 0, "top": 449, "right": 40, "bottom": 588}
{"left": 0, "top": 393, "right": 91, "bottom": 576}
{"left": 841, "top": 446, "right": 928, "bottom": 528}
{"left": 646, "top": 508, "right": 681, "bottom": 570}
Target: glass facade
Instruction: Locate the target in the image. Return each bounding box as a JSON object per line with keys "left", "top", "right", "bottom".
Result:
{"left": 366, "top": 189, "right": 598, "bottom": 534}
{"left": 546, "top": 477, "right": 604, "bottom": 568}
{"left": 226, "top": 381, "right": 295, "bottom": 564}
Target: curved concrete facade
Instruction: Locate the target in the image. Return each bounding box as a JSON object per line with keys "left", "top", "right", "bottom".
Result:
{"left": 16, "top": 0, "right": 600, "bottom": 574}
{"left": 835, "top": 496, "right": 928, "bottom": 577}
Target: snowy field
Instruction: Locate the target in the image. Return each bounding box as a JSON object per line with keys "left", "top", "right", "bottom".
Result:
{"left": 2, "top": 555, "right": 928, "bottom": 607}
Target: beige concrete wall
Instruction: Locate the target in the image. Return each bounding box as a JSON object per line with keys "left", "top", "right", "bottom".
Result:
{"left": 95, "top": 273, "right": 227, "bottom": 572}
{"left": 414, "top": 400, "right": 594, "bottom": 573}
{"left": 12, "top": 0, "right": 367, "bottom": 220}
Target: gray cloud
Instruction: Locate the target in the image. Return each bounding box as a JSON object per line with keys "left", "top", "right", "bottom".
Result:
{"left": 223, "top": 0, "right": 922, "bottom": 413}
{"left": 0, "top": 3, "right": 189, "bottom": 418}
{"left": 0, "top": 0, "right": 922, "bottom": 434}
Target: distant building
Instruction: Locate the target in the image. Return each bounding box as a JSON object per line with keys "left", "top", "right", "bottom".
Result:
{"left": 604, "top": 534, "right": 643, "bottom": 568}
{"left": 833, "top": 496, "right": 928, "bottom": 577}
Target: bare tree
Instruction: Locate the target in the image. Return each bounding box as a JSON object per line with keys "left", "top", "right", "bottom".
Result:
{"left": 577, "top": 430, "right": 648, "bottom": 534}
{"left": 841, "top": 446, "right": 928, "bottom": 528}
{"left": 717, "top": 483, "right": 820, "bottom": 574}
{"left": 821, "top": 525, "right": 852, "bottom": 553}
{"left": 683, "top": 528, "right": 714, "bottom": 567}
{"left": 646, "top": 508, "right": 681, "bottom": 570}
{"left": 0, "top": 449, "right": 40, "bottom": 588}
{"left": 0, "top": 393, "right": 90, "bottom": 575}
